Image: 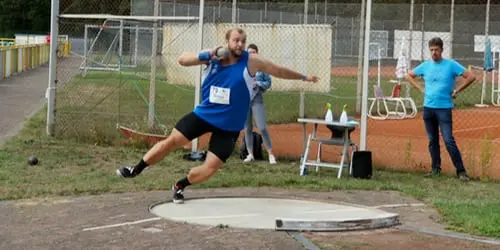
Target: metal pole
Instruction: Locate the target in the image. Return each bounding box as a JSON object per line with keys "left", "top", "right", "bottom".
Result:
{"left": 314, "top": 2, "right": 318, "bottom": 24}
{"left": 356, "top": 0, "right": 366, "bottom": 114}
{"left": 304, "top": 0, "right": 309, "bottom": 24}
{"left": 449, "top": 0, "right": 455, "bottom": 58}
{"left": 360, "top": 0, "right": 372, "bottom": 151}
{"left": 149, "top": 0, "right": 159, "bottom": 131}
{"left": 192, "top": 0, "right": 205, "bottom": 153}
{"left": 324, "top": 0, "right": 327, "bottom": 24}
{"left": 83, "top": 25, "right": 88, "bottom": 75}
{"left": 46, "top": 0, "right": 60, "bottom": 136}
{"left": 408, "top": 0, "right": 414, "bottom": 66}
{"left": 334, "top": 16, "right": 338, "bottom": 64}
{"left": 421, "top": 3, "right": 425, "bottom": 61}
{"left": 173, "top": 0, "right": 176, "bottom": 16}
{"left": 119, "top": 20, "right": 123, "bottom": 72}
{"left": 479, "top": 0, "right": 490, "bottom": 107}
{"left": 134, "top": 25, "right": 139, "bottom": 65}
{"left": 351, "top": 17, "right": 354, "bottom": 55}
{"left": 378, "top": 46, "right": 381, "bottom": 87}
{"left": 232, "top": 0, "right": 237, "bottom": 23}
{"left": 264, "top": 1, "right": 267, "bottom": 21}
{"left": 299, "top": 0, "right": 308, "bottom": 118}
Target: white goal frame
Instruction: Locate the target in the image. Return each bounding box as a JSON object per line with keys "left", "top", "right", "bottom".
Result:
{"left": 54, "top": 9, "right": 206, "bottom": 152}
{"left": 81, "top": 21, "right": 133, "bottom": 75}
{"left": 80, "top": 22, "right": 167, "bottom": 75}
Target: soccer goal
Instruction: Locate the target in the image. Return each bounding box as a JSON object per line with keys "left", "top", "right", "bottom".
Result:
{"left": 80, "top": 20, "right": 139, "bottom": 75}
{"left": 70, "top": 14, "right": 198, "bottom": 76}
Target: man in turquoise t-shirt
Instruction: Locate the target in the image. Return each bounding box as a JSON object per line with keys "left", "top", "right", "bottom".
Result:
{"left": 406, "top": 37, "right": 476, "bottom": 181}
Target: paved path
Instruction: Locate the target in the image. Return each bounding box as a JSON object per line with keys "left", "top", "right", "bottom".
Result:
{"left": 0, "top": 56, "right": 80, "bottom": 145}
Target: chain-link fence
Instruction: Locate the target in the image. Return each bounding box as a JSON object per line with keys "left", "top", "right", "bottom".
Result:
{"left": 52, "top": 0, "right": 500, "bottom": 180}
{"left": 55, "top": 16, "right": 199, "bottom": 145}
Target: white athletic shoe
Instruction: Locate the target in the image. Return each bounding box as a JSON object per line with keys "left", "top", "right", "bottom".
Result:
{"left": 269, "top": 154, "right": 277, "bottom": 165}
{"left": 243, "top": 154, "right": 254, "bottom": 163}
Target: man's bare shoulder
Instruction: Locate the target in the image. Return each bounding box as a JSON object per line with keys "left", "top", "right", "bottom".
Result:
{"left": 248, "top": 53, "right": 264, "bottom": 63}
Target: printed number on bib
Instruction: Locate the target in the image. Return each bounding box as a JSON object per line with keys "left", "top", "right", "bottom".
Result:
{"left": 209, "top": 86, "right": 231, "bottom": 105}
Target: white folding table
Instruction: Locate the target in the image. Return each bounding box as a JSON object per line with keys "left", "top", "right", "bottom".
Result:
{"left": 297, "top": 118, "right": 359, "bottom": 178}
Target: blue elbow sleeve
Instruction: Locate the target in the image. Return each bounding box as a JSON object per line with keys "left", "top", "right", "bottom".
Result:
{"left": 198, "top": 51, "right": 211, "bottom": 61}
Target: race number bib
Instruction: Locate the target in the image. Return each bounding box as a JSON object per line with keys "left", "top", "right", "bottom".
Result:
{"left": 209, "top": 86, "right": 231, "bottom": 105}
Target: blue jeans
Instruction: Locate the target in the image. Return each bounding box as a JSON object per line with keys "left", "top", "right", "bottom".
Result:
{"left": 244, "top": 97, "right": 273, "bottom": 153}
{"left": 423, "top": 107, "right": 466, "bottom": 174}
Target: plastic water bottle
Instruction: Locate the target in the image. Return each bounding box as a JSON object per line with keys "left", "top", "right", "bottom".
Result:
{"left": 339, "top": 104, "right": 348, "bottom": 124}
{"left": 325, "top": 103, "right": 334, "bottom": 122}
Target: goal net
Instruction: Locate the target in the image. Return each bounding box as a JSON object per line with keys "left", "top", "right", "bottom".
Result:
{"left": 81, "top": 21, "right": 140, "bottom": 75}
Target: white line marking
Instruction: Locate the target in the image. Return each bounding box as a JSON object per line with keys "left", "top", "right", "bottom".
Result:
{"left": 82, "top": 217, "right": 161, "bottom": 231}
{"left": 170, "top": 213, "right": 261, "bottom": 220}
{"left": 454, "top": 124, "right": 500, "bottom": 133}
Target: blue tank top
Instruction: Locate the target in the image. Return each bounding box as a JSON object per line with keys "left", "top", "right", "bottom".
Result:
{"left": 193, "top": 51, "right": 254, "bottom": 132}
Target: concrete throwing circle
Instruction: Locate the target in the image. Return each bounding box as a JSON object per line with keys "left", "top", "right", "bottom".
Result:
{"left": 149, "top": 197, "right": 400, "bottom": 231}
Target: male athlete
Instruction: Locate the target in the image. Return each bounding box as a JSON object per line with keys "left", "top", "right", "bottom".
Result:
{"left": 405, "top": 37, "right": 475, "bottom": 181}
{"left": 116, "top": 28, "right": 319, "bottom": 203}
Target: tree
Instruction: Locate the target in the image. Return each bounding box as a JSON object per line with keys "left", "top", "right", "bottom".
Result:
{"left": 0, "top": 0, "right": 130, "bottom": 38}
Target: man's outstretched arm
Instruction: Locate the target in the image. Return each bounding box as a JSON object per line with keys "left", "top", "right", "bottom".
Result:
{"left": 178, "top": 46, "right": 231, "bottom": 67}
{"left": 249, "top": 54, "right": 319, "bottom": 82}
{"left": 177, "top": 49, "right": 213, "bottom": 67}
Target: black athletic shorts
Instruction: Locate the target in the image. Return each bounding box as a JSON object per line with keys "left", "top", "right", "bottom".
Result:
{"left": 174, "top": 112, "right": 240, "bottom": 163}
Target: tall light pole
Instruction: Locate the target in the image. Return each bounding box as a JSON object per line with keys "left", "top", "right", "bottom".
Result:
{"left": 360, "top": 0, "right": 373, "bottom": 150}
{"left": 355, "top": 0, "right": 366, "bottom": 114}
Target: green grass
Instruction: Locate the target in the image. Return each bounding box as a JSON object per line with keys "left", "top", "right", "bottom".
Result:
{"left": 2, "top": 68, "right": 495, "bottom": 239}
{"left": 1, "top": 107, "right": 500, "bottom": 239}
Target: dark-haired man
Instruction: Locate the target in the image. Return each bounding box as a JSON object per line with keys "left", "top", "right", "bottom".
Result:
{"left": 406, "top": 37, "right": 476, "bottom": 181}
{"left": 116, "top": 28, "right": 319, "bottom": 202}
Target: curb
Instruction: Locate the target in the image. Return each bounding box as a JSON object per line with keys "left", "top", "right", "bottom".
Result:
{"left": 276, "top": 214, "right": 400, "bottom": 232}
